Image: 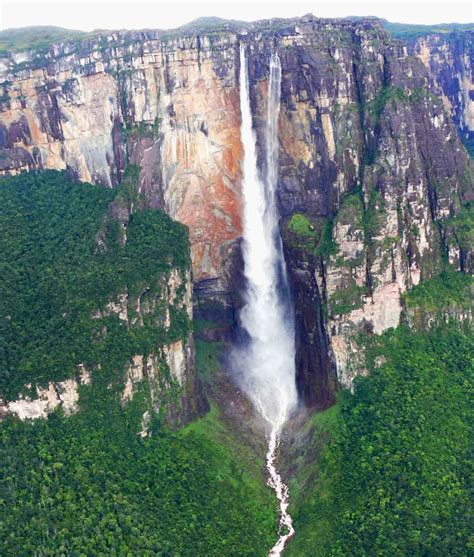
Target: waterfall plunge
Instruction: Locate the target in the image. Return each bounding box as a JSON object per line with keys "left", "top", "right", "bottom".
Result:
{"left": 236, "top": 45, "right": 297, "bottom": 430}
{"left": 236, "top": 44, "right": 297, "bottom": 555}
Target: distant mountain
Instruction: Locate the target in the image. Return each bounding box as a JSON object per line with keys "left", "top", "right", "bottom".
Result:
{"left": 380, "top": 20, "right": 474, "bottom": 39}
{"left": 1, "top": 17, "right": 472, "bottom": 53}
{"left": 0, "top": 26, "right": 89, "bottom": 53}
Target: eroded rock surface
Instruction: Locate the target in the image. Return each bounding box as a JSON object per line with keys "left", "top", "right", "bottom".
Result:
{"left": 0, "top": 370, "right": 90, "bottom": 419}
{"left": 408, "top": 30, "right": 473, "bottom": 143}
{"left": 1, "top": 15, "right": 472, "bottom": 406}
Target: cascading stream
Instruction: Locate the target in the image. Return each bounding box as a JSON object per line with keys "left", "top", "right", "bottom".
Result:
{"left": 236, "top": 44, "right": 297, "bottom": 556}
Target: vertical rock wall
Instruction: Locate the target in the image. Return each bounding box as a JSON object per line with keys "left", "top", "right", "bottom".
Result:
{"left": 0, "top": 32, "right": 243, "bottom": 286}
{"left": 1, "top": 16, "right": 472, "bottom": 406}
{"left": 408, "top": 31, "right": 473, "bottom": 143}
{"left": 245, "top": 18, "right": 473, "bottom": 396}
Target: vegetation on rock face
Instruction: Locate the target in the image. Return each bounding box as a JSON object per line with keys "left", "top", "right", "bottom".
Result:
{"left": 367, "top": 86, "right": 409, "bottom": 124}
{"left": 443, "top": 202, "right": 474, "bottom": 268}
{"left": 328, "top": 281, "right": 367, "bottom": 317}
{"left": 288, "top": 213, "right": 317, "bottom": 238}
{"left": 121, "top": 117, "right": 162, "bottom": 141}
{"left": 0, "top": 170, "right": 190, "bottom": 400}
{"left": 288, "top": 272, "right": 473, "bottom": 556}
{"left": 0, "top": 20, "right": 472, "bottom": 57}
{"left": 288, "top": 213, "right": 338, "bottom": 259}
{"left": 402, "top": 269, "right": 473, "bottom": 313}
{"left": 380, "top": 21, "right": 474, "bottom": 40}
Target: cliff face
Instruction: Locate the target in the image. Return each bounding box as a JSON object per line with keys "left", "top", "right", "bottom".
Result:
{"left": 0, "top": 16, "right": 472, "bottom": 406}
{"left": 101, "top": 265, "right": 206, "bottom": 429}
{"left": 407, "top": 30, "right": 473, "bottom": 146}
{"left": 247, "top": 19, "right": 472, "bottom": 395}
{"left": 0, "top": 238, "right": 204, "bottom": 427}
{"left": 0, "top": 31, "right": 243, "bottom": 290}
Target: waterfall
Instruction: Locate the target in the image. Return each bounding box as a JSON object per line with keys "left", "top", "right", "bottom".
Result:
{"left": 236, "top": 44, "right": 297, "bottom": 555}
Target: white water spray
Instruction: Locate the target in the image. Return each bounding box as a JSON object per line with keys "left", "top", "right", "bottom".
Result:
{"left": 236, "top": 44, "right": 297, "bottom": 555}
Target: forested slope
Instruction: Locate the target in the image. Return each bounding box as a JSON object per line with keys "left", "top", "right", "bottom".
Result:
{"left": 287, "top": 272, "right": 473, "bottom": 556}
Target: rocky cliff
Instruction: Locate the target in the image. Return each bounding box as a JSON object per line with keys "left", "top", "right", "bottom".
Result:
{"left": 94, "top": 264, "right": 205, "bottom": 430}
{"left": 407, "top": 29, "right": 473, "bottom": 150}
{"left": 245, "top": 17, "right": 472, "bottom": 397}
{"left": 0, "top": 28, "right": 243, "bottom": 288}
{"left": 0, "top": 16, "right": 472, "bottom": 407}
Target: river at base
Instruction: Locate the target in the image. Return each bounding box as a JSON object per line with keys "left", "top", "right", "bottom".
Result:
{"left": 266, "top": 427, "right": 295, "bottom": 556}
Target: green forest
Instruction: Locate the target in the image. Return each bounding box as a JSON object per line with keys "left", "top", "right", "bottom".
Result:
{"left": 1, "top": 387, "right": 276, "bottom": 556}
{"left": 0, "top": 170, "right": 190, "bottom": 399}
{"left": 288, "top": 275, "right": 473, "bottom": 556}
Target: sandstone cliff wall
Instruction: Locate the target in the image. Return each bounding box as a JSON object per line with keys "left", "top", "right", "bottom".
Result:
{"left": 1, "top": 16, "right": 472, "bottom": 406}
{"left": 408, "top": 30, "right": 473, "bottom": 143}
{"left": 247, "top": 18, "right": 473, "bottom": 396}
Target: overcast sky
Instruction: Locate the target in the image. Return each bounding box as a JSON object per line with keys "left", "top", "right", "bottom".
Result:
{"left": 1, "top": 0, "right": 472, "bottom": 31}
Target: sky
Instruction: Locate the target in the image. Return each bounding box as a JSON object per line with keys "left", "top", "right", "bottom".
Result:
{"left": 0, "top": 0, "right": 472, "bottom": 31}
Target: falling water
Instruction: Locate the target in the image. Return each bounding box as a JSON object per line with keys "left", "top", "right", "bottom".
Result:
{"left": 236, "top": 44, "right": 297, "bottom": 555}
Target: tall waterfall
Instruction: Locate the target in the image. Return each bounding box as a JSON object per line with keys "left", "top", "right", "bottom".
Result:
{"left": 237, "top": 44, "right": 297, "bottom": 555}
